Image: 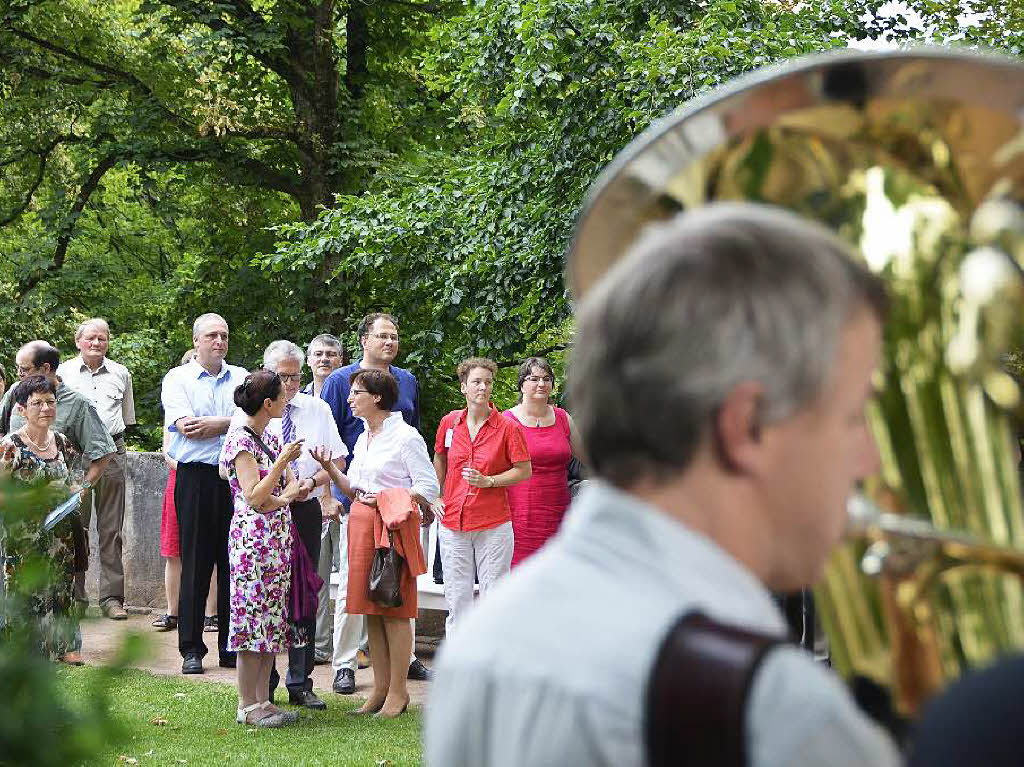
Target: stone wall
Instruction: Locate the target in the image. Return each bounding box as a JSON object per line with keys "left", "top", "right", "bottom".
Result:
{"left": 84, "top": 454, "right": 449, "bottom": 631}
{"left": 84, "top": 452, "right": 168, "bottom": 608}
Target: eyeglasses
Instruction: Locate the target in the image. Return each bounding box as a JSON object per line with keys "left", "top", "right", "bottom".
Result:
{"left": 525, "top": 375, "right": 554, "bottom": 384}
{"left": 350, "top": 388, "right": 370, "bottom": 396}
{"left": 15, "top": 364, "right": 35, "bottom": 375}
{"left": 278, "top": 374, "right": 302, "bottom": 382}
{"left": 369, "top": 333, "right": 399, "bottom": 342}
{"left": 26, "top": 399, "right": 57, "bottom": 410}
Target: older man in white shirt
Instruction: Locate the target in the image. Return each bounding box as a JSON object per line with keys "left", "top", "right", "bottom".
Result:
{"left": 56, "top": 318, "right": 136, "bottom": 620}
{"left": 425, "top": 205, "right": 901, "bottom": 766}
{"left": 257, "top": 340, "right": 348, "bottom": 710}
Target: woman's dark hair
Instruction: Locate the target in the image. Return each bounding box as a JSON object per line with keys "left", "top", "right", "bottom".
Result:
{"left": 516, "top": 357, "right": 555, "bottom": 401}
{"left": 14, "top": 375, "right": 57, "bottom": 406}
{"left": 233, "top": 369, "right": 283, "bottom": 415}
{"left": 350, "top": 369, "right": 398, "bottom": 411}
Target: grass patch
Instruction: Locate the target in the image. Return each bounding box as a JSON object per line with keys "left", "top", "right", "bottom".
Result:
{"left": 57, "top": 667, "right": 422, "bottom": 766}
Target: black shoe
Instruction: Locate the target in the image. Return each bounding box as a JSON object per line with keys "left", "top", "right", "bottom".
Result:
{"left": 219, "top": 653, "right": 236, "bottom": 669}
{"left": 333, "top": 668, "right": 355, "bottom": 695}
{"left": 289, "top": 690, "right": 327, "bottom": 710}
{"left": 408, "top": 658, "right": 432, "bottom": 681}
{"left": 182, "top": 653, "right": 203, "bottom": 675}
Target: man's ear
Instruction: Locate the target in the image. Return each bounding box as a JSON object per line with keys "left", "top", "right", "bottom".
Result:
{"left": 713, "top": 381, "right": 765, "bottom": 474}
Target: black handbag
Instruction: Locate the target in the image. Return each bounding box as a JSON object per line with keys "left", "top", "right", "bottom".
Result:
{"left": 369, "top": 530, "right": 405, "bottom": 608}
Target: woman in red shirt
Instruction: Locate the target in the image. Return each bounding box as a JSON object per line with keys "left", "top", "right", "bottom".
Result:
{"left": 433, "top": 357, "right": 531, "bottom": 633}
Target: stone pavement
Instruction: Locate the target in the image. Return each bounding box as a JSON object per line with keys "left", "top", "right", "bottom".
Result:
{"left": 80, "top": 612, "right": 435, "bottom": 708}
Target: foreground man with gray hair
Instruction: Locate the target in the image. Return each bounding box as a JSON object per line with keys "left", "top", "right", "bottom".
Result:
{"left": 425, "top": 204, "right": 900, "bottom": 766}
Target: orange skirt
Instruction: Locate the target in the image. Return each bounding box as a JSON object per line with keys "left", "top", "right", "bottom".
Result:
{"left": 345, "top": 501, "right": 419, "bottom": 618}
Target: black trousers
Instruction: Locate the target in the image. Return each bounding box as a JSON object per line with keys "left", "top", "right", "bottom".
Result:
{"left": 175, "top": 462, "right": 233, "bottom": 662}
{"left": 270, "top": 497, "right": 322, "bottom": 697}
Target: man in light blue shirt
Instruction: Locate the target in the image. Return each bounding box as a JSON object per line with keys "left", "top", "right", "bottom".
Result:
{"left": 161, "top": 312, "right": 247, "bottom": 675}
{"left": 426, "top": 205, "right": 901, "bottom": 766}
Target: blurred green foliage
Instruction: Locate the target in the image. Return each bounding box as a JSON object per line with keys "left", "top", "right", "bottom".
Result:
{"left": 0, "top": 475, "right": 131, "bottom": 766}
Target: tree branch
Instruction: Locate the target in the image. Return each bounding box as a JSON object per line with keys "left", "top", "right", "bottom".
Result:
{"left": 156, "top": 0, "right": 302, "bottom": 89}
{"left": 0, "top": 152, "right": 48, "bottom": 227}
{"left": 139, "top": 144, "right": 302, "bottom": 198}
{"left": 379, "top": 0, "right": 449, "bottom": 12}
{"left": 6, "top": 26, "right": 196, "bottom": 131}
{"left": 15, "top": 152, "right": 122, "bottom": 298}
{"left": 345, "top": 1, "right": 369, "bottom": 98}
{"left": 0, "top": 134, "right": 91, "bottom": 226}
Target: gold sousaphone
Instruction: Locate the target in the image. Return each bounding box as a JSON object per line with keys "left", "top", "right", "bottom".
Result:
{"left": 569, "top": 49, "right": 1024, "bottom": 715}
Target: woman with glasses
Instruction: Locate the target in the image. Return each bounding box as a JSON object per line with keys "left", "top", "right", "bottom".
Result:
{"left": 0, "top": 375, "right": 88, "bottom": 663}
{"left": 502, "top": 357, "right": 577, "bottom": 567}
{"left": 312, "top": 368, "right": 439, "bottom": 718}
{"left": 433, "top": 357, "right": 531, "bottom": 632}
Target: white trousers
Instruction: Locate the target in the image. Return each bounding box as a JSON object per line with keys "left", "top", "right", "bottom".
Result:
{"left": 331, "top": 515, "right": 418, "bottom": 671}
{"left": 315, "top": 518, "right": 340, "bottom": 655}
{"left": 439, "top": 521, "right": 514, "bottom": 635}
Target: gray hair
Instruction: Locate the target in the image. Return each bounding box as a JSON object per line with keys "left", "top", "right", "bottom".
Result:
{"left": 569, "top": 203, "right": 887, "bottom": 488}
{"left": 263, "top": 340, "right": 305, "bottom": 371}
{"left": 75, "top": 317, "right": 110, "bottom": 341}
{"left": 192, "top": 312, "right": 228, "bottom": 339}
{"left": 307, "top": 333, "right": 341, "bottom": 355}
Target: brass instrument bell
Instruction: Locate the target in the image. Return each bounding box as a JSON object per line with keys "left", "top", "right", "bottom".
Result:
{"left": 569, "top": 48, "right": 1024, "bottom": 715}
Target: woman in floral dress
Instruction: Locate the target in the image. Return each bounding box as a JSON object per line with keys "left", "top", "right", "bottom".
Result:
{"left": 219, "top": 369, "right": 304, "bottom": 728}
{"left": 0, "top": 375, "right": 87, "bottom": 662}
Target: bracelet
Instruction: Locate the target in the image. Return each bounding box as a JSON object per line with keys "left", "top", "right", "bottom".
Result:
{"left": 487, "top": 475, "right": 496, "bottom": 489}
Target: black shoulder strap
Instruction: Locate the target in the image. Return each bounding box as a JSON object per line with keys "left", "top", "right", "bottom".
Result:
{"left": 644, "top": 612, "right": 785, "bottom": 767}
{"left": 0, "top": 385, "right": 15, "bottom": 436}
{"left": 243, "top": 426, "right": 277, "bottom": 461}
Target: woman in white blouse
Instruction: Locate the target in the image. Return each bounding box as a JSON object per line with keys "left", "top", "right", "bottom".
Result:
{"left": 314, "top": 368, "right": 440, "bottom": 718}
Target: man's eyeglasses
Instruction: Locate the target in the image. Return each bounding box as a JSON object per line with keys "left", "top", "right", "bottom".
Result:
{"left": 369, "top": 333, "right": 399, "bottom": 342}
{"left": 525, "top": 375, "right": 554, "bottom": 384}
{"left": 15, "top": 364, "right": 35, "bottom": 375}
{"left": 278, "top": 374, "right": 302, "bottom": 383}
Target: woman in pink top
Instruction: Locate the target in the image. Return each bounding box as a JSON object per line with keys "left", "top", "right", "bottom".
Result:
{"left": 503, "top": 357, "right": 577, "bottom": 566}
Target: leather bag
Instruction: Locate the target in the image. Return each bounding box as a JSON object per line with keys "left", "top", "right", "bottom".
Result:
{"left": 369, "top": 530, "right": 405, "bottom": 608}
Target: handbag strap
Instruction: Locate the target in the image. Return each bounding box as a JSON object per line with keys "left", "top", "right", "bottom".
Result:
{"left": 242, "top": 426, "right": 285, "bottom": 490}
{"left": 644, "top": 611, "right": 784, "bottom": 767}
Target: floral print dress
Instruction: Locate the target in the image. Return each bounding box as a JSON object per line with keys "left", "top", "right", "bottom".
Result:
{"left": 219, "top": 426, "right": 294, "bottom": 653}
{"left": 0, "top": 432, "right": 84, "bottom": 656}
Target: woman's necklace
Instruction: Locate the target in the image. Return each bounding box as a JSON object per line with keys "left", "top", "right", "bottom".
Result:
{"left": 19, "top": 428, "right": 54, "bottom": 454}
{"left": 521, "top": 404, "right": 551, "bottom": 427}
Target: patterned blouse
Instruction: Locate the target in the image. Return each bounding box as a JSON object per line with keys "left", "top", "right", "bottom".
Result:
{"left": 0, "top": 430, "right": 83, "bottom": 657}
{"left": 0, "top": 431, "right": 79, "bottom": 487}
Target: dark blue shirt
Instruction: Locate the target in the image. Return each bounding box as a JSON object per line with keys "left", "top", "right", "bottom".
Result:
{"left": 320, "top": 361, "right": 420, "bottom": 503}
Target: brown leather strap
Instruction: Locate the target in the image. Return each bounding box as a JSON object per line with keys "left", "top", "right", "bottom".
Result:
{"left": 644, "top": 612, "right": 785, "bottom": 767}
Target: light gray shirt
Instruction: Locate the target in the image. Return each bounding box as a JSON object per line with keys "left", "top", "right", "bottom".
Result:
{"left": 424, "top": 481, "right": 900, "bottom": 767}
{"left": 56, "top": 355, "right": 136, "bottom": 437}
